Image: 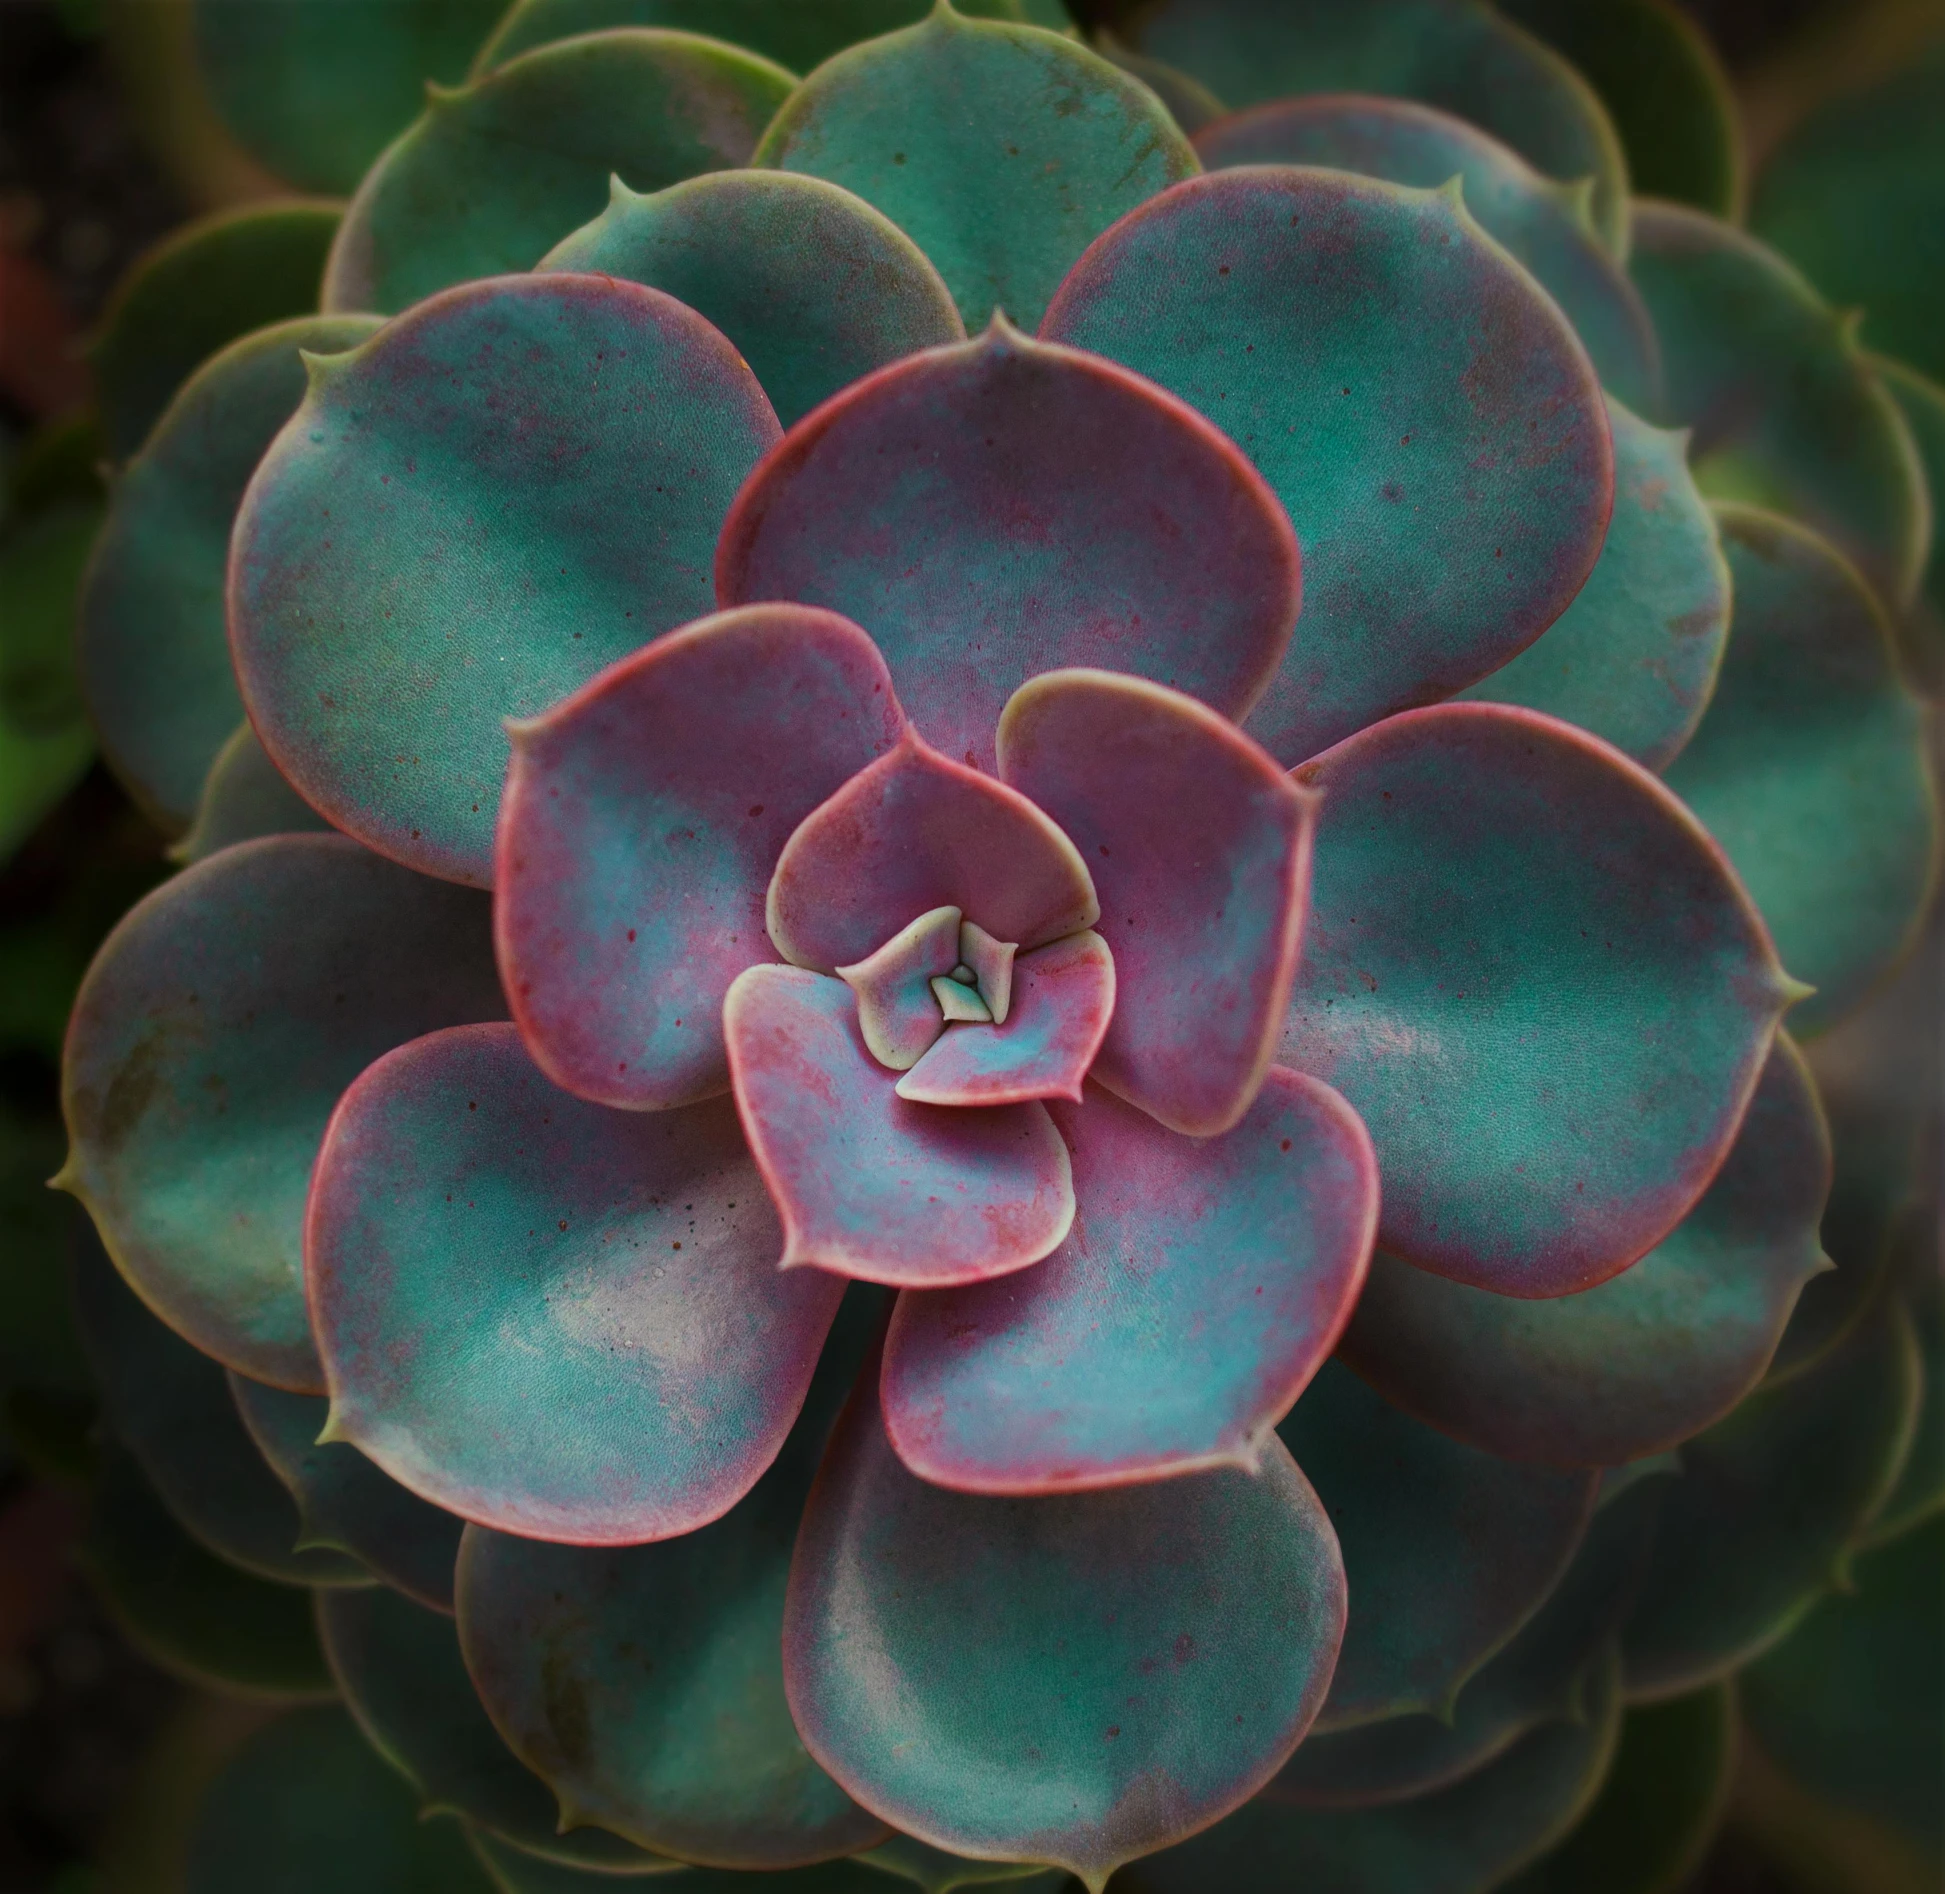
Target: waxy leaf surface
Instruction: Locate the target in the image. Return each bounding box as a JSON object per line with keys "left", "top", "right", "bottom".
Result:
{"left": 1194, "top": 95, "right": 1659, "bottom": 414}
{"left": 1458, "top": 395, "right": 1729, "bottom": 771}
{"left": 497, "top": 606, "right": 904, "bottom": 1111}
{"left": 1041, "top": 169, "right": 1612, "bottom": 763}
{"left": 1628, "top": 202, "right": 1927, "bottom": 609}
{"left": 723, "top": 966, "right": 1074, "bottom": 1288}
{"left": 175, "top": 722, "right": 332, "bottom": 865}
{"left": 1279, "top": 703, "right": 1791, "bottom": 1296}
{"left": 1280, "top": 1361, "right": 1597, "bottom": 1731}
{"left": 79, "top": 313, "right": 381, "bottom": 830}
{"left": 754, "top": 7, "right": 1198, "bottom": 331}
{"left": 232, "top": 1374, "right": 465, "bottom": 1614}
{"left": 1340, "top": 1035, "right": 1829, "bottom": 1466}
{"left": 232, "top": 274, "right": 780, "bottom": 885}
{"left": 543, "top": 172, "right": 964, "bottom": 429}
{"left": 999, "top": 671, "right": 1312, "bottom": 1136}
{"left": 61, "top": 835, "right": 504, "bottom": 1389}
{"left": 1662, "top": 507, "right": 1937, "bottom": 1039}
{"left": 882, "top": 1072, "right": 1374, "bottom": 1492}
{"left": 454, "top": 1290, "right": 887, "bottom": 1869}
{"left": 322, "top": 31, "right": 794, "bottom": 315}
{"left": 308, "top": 1022, "right": 843, "bottom": 1544}
{"left": 785, "top": 1347, "right": 1346, "bottom": 1887}
{"left": 717, "top": 324, "right": 1298, "bottom": 777}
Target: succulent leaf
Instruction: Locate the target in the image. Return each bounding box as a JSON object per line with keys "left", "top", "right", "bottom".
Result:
{"left": 753, "top": 5, "right": 1199, "bottom": 332}
{"left": 317, "top": 1583, "right": 667, "bottom": 1870}
{"left": 716, "top": 322, "right": 1299, "bottom": 777}
{"left": 231, "top": 274, "right": 781, "bottom": 886}
{"left": 1279, "top": 1361, "right": 1598, "bottom": 1732}
{"left": 173, "top": 722, "right": 333, "bottom": 866}
{"left": 1872, "top": 355, "right": 1945, "bottom": 692}
{"left": 1280, "top": 702, "right": 1792, "bottom": 1296}
{"left": 1458, "top": 394, "right": 1730, "bottom": 771}
{"left": 322, "top": 31, "right": 794, "bottom": 315}
{"left": 542, "top": 171, "right": 965, "bottom": 429}
{"left": 723, "top": 966, "right": 1075, "bottom": 1287}
{"left": 1129, "top": 0, "right": 1631, "bottom": 254}
{"left": 1339, "top": 1035, "right": 1831, "bottom": 1467}
{"left": 71, "top": 1236, "right": 370, "bottom": 1588}
{"left": 497, "top": 606, "right": 905, "bottom": 1111}
{"left": 1661, "top": 506, "right": 1938, "bottom": 1037}
{"left": 79, "top": 313, "right": 381, "bottom": 831}
{"left": 1627, "top": 201, "right": 1930, "bottom": 610}
{"left": 1620, "top": 1287, "right": 1922, "bottom": 1699}
{"left": 1118, "top": 1645, "right": 1625, "bottom": 1894}
{"left": 452, "top": 1289, "right": 889, "bottom": 1868}
{"left": 1089, "top": 36, "right": 1226, "bottom": 137}
{"left": 784, "top": 1336, "right": 1347, "bottom": 1888}
{"left": 231, "top": 1375, "right": 466, "bottom": 1614}
{"left": 1041, "top": 168, "right": 1614, "bottom": 764}
{"left": 1193, "top": 94, "right": 1661, "bottom": 414}
{"left": 61, "top": 835, "right": 504, "bottom": 1389}
{"left": 307, "top": 1021, "right": 845, "bottom": 1543}
{"left": 90, "top": 200, "right": 343, "bottom": 462}
{"left": 879, "top": 1068, "right": 1375, "bottom": 1492}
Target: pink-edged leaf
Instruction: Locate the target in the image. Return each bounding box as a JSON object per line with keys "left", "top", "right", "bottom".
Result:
{"left": 715, "top": 319, "right": 1300, "bottom": 776}
{"left": 895, "top": 931, "right": 1116, "bottom": 1109}
{"left": 496, "top": 604, "right": 905, "bottom": 1111}
{"left": 784, "top": 1333, "right": 1347, "bottom": 1890}
{"left": 881, "top": 1070, "right": 1376, "bottom": 1494}
{"left": 765, "top": 730, "right": 1097, "bottom": 974}
{"left": 306, "top": 1022, "right": 844, "bottom": 1545}
{"left": 838, "top": 905, "right": 965, "bottom": 1072}
{"left": 999, "top": 671, "right": 1313, "bottom": 1137}
{"left": 1281, "top": 703, "right": 1795, "bottom": 1297}
{"left": 722, "top": 966, "right": 1074, "bottom": 1289}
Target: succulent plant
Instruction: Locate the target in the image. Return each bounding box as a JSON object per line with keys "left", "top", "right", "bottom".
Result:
{"left": 16, "top": 0, "right": 1942, "bottom": 1889}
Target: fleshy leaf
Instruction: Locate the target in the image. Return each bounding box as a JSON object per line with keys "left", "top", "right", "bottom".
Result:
{"left": 1338, "top": 1034, "right": 1830, "bottom": 1467}
{"left": 998, "top": 670, "right": 1312, "bottom": 1136}
{"left": 716, "top": 322, "right": 1299, "bottom": 777}
{"left": 1279, "top": 702, "right": 1792, "bottom": 1296}
{"left": 317, "top": 1583, "right": 665, "bottom": 1871}
{"left": 173, "top": 722, "right": 332, "bottom": 865}
{"left": 723, "top": 966, "right": 1074, "bottom": 1288}
{"left": 541, "top": 172, "right": 964, "bottom": 430}
{"left": 753, "top": 5, "right": 1199, "bottom": 331}
{"left": 497, "top": 605, "right": 904, "bottom": 1110}
{"left": 1627, "top": 201, "right": 1928, "bottom": 609}
{"left": 453, "top": 1289, "right": 888, "bottom": 1869}
{"left": 1662, "top": 506, "right": 1938, "bottom": 1038}
{"left": 1620, "top": 1288, "right": 1921, "bottom": 1699}
{"left": 78, "top": 313, "right": 381, "bottom": 831}
{"left": 1119, "top": 1646, "right": 1624, "bottom": 1894}
{"left": 1041, "top": 169, "right": 1613, "bottom": 764}
{"left": 881, "top": 1071, "right": 1374, "bottom": 1492}
{"left": 321, "top": 31, "right": 794, "bottom": 315}
{"left": 231, "top": 1374, "right": 465, "bottom": 1614}
{"left": 78, "top": 1446, "right": 336, "bottom": 1701}
{"left": 231, "top": 274, "right": 781, "bottom": 886}
{"left": 1498, "top": 1681, "right": 1737, "bottom": 1894}
{"left": 308, "top": 1022, "right": 844, "bottom": 1544}
{"left": 1458, "top": 394, "right": 1729, "bottom": 770}
{"left": 90, "top": 200, "right": 343, "bottom": 463}
{"left": 71, "top": 1236, "right": 369, "bottom": 1588}
{"left": 895, "top": 930, "right": 1112, "bottom": 1107}
{"left": 764, "top": 731, "right": 1097, "bottom": 973}
{"left": 1129, "top": 0, "right": 1630, "bottom": 253}
{"left": 841, "top": 907, "right": 965, "bottom": 1072}
{"left": 190, "top": 0, "right": 508, "bottom": 196}
{"left": 185, "top": 1705, "right": 500, "bottom": 1894}
{"left": 1875, "top": 355, "right": 1945, "bottom": 691}
{"left": 784, "top": 1338, "right": 1346, "bottom": 1889}
{"left": 476, "top": 0, "right": 1028, "bottom": 74}
{"left": 61, "top": 834, "right": 504, "bottom": 1390}
{"left": 1267, "top": 1472, "right": 1665, "bottom": 1811}
{"left": 1279, "top": 1360, "right": 1597, "bottom": 1731}
{"left": 1194, "top": 95, "right": 1660, "bottom": 414}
